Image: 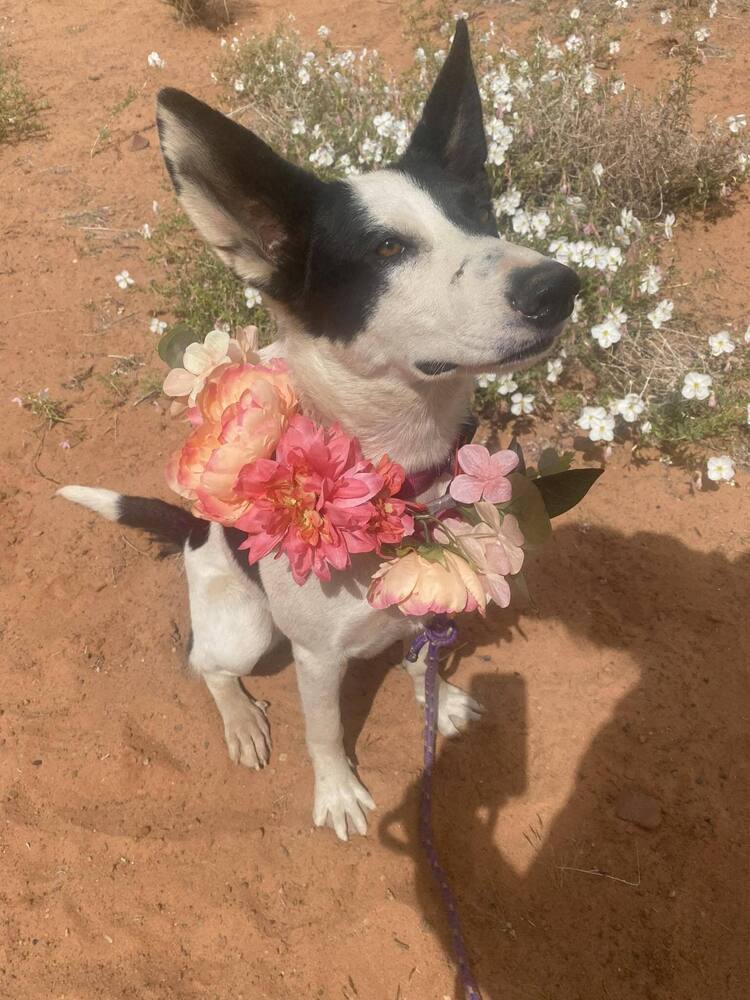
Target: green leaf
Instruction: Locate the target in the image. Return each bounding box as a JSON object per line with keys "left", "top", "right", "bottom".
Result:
{"left": 507, "top": 436, "right": 526, "bottom": 474}
{"left": 157, "top": 323, "right": 203, "bottom": 368}
{"left": 534, "top": 468, "right": 603, "bottom": 519}
{"left": 508, "top": 473, "right": 552, "bottom": 548}
{"left": 508, "top": 571, "right": 534, "bottom": 610}
{"left": 537, "top": 447, "right": 574, "bottom": 477}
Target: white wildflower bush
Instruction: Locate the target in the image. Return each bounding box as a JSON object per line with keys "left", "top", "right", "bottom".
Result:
{"left": 152, "top": 7, "right": 749, "bottom": 464}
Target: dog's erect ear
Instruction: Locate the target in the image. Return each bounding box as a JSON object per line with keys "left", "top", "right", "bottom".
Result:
{"left": 156, "top": 88, "right": 324, "bottom": 298}
{"left": 401, "top": 20, "right": 487, "bottom": 181}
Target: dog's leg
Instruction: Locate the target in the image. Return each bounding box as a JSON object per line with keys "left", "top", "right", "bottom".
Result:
{"left": 185, "top": 524, "right": 279, "bottom": 770}
{"left": 292, "top": 643, "right": 375, "bottom": 841}
{"left": 403, "top": 642, "right": 484, "bottom": 737}
{"left": 202, "top": 672, "right": 271, "bottom": 770}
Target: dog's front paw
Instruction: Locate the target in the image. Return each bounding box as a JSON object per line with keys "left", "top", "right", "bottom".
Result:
{"left": 223, "top": 698, "right": 271, "bottom": 770}
{"left": 312, "top": 759, "right": 375, "bottom": 841}
{"left": 437, "top": 682, "right": 484, "bottom": 738}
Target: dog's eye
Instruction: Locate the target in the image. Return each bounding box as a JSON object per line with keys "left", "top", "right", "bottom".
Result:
{"left": 376, "top": 238, "right": 405, "bottom": 259}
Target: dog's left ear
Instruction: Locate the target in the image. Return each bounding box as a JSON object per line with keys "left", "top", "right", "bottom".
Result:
{"left": 400, "top": 19, "right": 487, "bottom": 181}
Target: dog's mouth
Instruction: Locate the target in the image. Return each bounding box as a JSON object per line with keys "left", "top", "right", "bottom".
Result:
{"left": 415, "top": 323, "right": 565, "bottom": 378}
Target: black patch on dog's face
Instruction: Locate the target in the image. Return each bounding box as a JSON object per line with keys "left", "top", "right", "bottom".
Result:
{"left": 394, "top": 160, "right": 497, "bottom": 238}
{"left": 294, "top": 182, "right": 393, "bottom": 341}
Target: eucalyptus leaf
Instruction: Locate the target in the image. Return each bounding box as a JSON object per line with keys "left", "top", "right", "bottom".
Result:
{"left": 508, "top": 571, "right": 534, "bottom": 610}
{"left": 534, "top": 468, "right": 603, "bottom": 519}
{"left": 508, "top": 473, "right": 552, "bottom": 548}
{"left": 537, "top": 447, "right": 574, "bottom": 477}
{"left": 157, "top": 323, "right": 203, "bottom": 369}
{"left": 507, "top": 436, "right": 527, "bottom": 475}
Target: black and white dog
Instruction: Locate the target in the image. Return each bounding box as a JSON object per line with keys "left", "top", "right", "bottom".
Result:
{"left": 61, "top": 22, "right": 578, "bottom": 840}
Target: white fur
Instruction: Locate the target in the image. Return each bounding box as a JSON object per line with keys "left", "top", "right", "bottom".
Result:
{"left": 57, "top": 485, "right": 121, "bottom": 521}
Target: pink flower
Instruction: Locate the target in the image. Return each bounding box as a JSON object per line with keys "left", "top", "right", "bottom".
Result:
{"left": 367, "top": 549, "right": 487, "bottom": 617}
{"left": 449, "top": 444, "right": 519, "bottom": 504}
{"left": 235, "top": 416, "right": 412, "bottom": 584}
{"left": 165, "top": 359, "right": 297, "bottom": 525}
{"left": 435, "top": 504, "right": 524, "bottom": 609}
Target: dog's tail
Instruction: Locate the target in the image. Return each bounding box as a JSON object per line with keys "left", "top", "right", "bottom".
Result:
{"left": 58, "top": 486, "right": 207, "bottom": 549}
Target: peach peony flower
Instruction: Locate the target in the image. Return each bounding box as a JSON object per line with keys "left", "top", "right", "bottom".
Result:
{"left": 367, "top": 549, "right": 486, "bottom": 617}
{"left": 165, "top": 359, "right": 297, "bottom": 525}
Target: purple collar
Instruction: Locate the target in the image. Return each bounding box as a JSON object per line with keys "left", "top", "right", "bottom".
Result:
{"left": 397, "top": 418, "right": 477, "bottom": 502}
{"left": 398, "top": 452, "right": 456, "bottom": 501}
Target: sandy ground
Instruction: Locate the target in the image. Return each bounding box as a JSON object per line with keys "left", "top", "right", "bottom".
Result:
{"left": 1, "top": 2, "right": 749, "bottom": 998}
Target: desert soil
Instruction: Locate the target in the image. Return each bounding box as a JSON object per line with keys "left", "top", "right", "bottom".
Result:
{"left": 1, "top": 2, "right": 749, "bottom": 999}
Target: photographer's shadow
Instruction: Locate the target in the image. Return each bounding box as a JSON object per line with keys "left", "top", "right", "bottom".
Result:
{"left": 379, "top": 524, "right": 750, "bottom": 1000}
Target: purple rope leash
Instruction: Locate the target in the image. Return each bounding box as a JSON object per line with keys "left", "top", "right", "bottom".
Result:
{"left": 407, "top": 615, "right": 482, "bottom": 1000}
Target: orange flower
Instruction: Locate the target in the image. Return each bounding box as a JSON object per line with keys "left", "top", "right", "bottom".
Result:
{"left": 367, "top": 549, "right": 486, "bottom": 617}
{"left": 165, "top": 359, "right": 297, "bottom": 525}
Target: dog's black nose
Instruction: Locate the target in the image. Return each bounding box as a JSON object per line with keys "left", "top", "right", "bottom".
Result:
{"left": 506, "top": 261, "right": 581, "bottom": 329}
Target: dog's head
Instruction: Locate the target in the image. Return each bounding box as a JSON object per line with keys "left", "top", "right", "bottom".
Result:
{"left": 156, "top": 21, "right": 579, "bottom": 382}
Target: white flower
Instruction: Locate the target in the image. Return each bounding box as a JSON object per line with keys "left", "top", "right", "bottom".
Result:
{"left": 695, "top": 26, "right": 710, "bottom": 42}
{"left": 706, "top": 455, "right": 735, "bottom": 483}
{"left": 233, "top": 78, "right": 245, "bottom": 93}
{"left": 592, "top": 162, "right": 604, "bottom": 185}
{"left": 611, "top": 79, "right": 626, "bottom": 94}
{"left": 591, "top": 316, "right": 623, "bottom": 348}
{"left": 317, "top": 24, "right": 330, "bottom": 39}
{"left": 493, "top": 187, "right": 522, "bottom": 216}
{"left": 659, "top": 10, "right": 672, "bottom": 25}
{"left": 614, "top": 0, "right": 628, "bottom": 8}
{"left": 497, "top": 373, "right": 518, "bottom": 395}
{"left": 708, "top": 330, "right": 735, "bottom": 356}
{"left": 511, "top": 209, "right": 531, "bottom": 236}
{"left": 359, "top": 136, "right": 384, "bottom": 164}
{"left": 244, "top": 285, "right": 262, "bottom": 309}
{"left": 297, "top": 67, "right": 310, "bottom": 85}
{"left": 569, "top": 7, "right": 581, "bottom": 19}
{"left": 115, "top": 270, "right": 134, "bottom": 290}
{"left": 662, "top": 213, "right": 675, "bottom": 239}
{"left": 582, "top": 66, "right": 598, "bottom": 94}
{"left": 140, "top": 223, "right": 152, "bottom": 240}
{"left": 530, "top": 210, "right": 551, "bottom": 239}
{"left": 647, "top": 298, "right": 674, "bottom": 329}
{"left": 565, "top": 33, "right": 583, "bottom": 52}
{"left": 415, "top": 46, "right": 427, "bottom": 64}
{"left": 476, "top": 373, "right": 497, "bottom": 389}
{"left": 727, "top": 114, "right": 748, "bottom": 134}
{"left": 609, "top": 40, "right": 621, "bottom": 55}
{"left": 150, "top": 317, "right": 167, "bottom": 335}
{"left": 147, "top": 51, "right": 165, "bottom": 69}
{"left": 709, "top": 1, "right": 718, "bottom": 17}
{"left": 577, "top": 405, "right": 606, "bottom": 430}
{"left": 578, "top": 406, "right": 615, "bottom": 441}
{"left": 681, "top": 371, "right": 712, "bottom": 400}
{"left": 613, "top": 393, "right": 645, "bottom": 422}
{"left": 639, "top": 264, "right": 662, "bottom": 295}
{"left": 291, "top": 118, "right": 306, "bottom": 136}
{"left": 309, "top": 143, "right": 335, "bottom": 168}
{"left": 640, "top": 420, "right": 653, "bottom": 434}
{"left": 510, "top": 391, "right": 535, "bottom": 416}
{"left": 546, "top": 357, "right": 564, "bottom": 383}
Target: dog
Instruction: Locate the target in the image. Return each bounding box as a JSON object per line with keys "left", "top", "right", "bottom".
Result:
{"left": 60, "top": 21, "right": 579, "bottom": 840}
